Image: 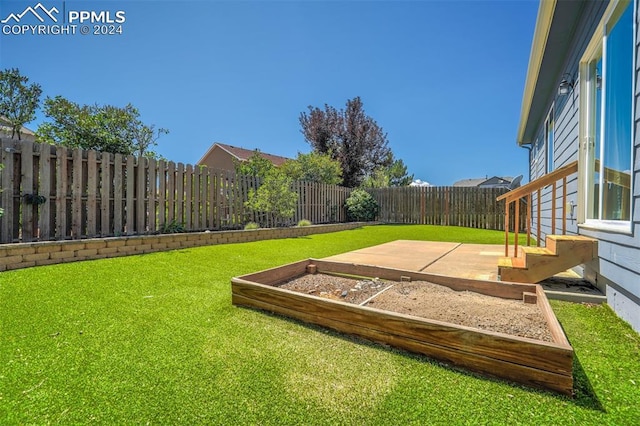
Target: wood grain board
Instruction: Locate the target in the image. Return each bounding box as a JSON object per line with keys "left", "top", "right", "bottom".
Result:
{"left": 0, "top": 140, "right": 352, "bottom": 242}
{"left": 232, "top": 259, "right": 574, "bottom": 395}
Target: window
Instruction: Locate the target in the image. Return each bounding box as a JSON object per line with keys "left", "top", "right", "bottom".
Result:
{"left": 545, "top": 107, "right": 555, "bottom": 173}
{"left": 533, "top": 134, "right": 544, "bottom": 175}
{"left": 580, "top": 1, "right": 634, "bottom": 226}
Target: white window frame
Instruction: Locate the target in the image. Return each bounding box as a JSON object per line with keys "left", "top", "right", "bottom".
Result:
{"left": 577, "top": 0, "right": 635, "bottom": 234}
{"left": 545, "top": 106, "right": 555, "bottom": 173}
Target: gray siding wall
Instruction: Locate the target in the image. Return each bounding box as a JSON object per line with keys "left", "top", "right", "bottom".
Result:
{"left": 529, "top": 1, "right": 606, "bottom": 241}
{"left": 528, "top": 0, "right": 640, "bottom": 332}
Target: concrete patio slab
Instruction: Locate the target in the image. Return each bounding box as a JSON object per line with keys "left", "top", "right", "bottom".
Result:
{"left": 322, "top": 240, "right": 605, "bottom": 303}
{"left": 421, "top": 243, "right": 503, "bottom": 281}
{"left": 323, "top": 240, "right": 460, "bottom": 272}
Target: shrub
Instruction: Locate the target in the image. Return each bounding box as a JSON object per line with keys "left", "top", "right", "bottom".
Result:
{"left": 161, "top": 219, "right": 185, "bottom": 234}
{"left": 244, "top": 222, "right": 260, "bottom": 230}
{"left": 245, "top": 169, "right": 298, "bottom": 227}
{"left": 297, "top": 219, "right": 312, "bottom": 227}
{"left": 345, "top": 189, "right": 378, "bottom": 222}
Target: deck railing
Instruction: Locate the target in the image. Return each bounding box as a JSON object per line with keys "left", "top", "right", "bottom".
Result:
{"left": 496, "top": 161, "right": 578, "bottom": 257}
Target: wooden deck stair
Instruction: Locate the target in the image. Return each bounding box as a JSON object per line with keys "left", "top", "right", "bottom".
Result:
{"left": 498, "top": 235, "right": 598, "bottom": 283}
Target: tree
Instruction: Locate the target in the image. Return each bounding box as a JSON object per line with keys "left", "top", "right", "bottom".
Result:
{"left": 133, "top": 124, "right": 169, "bottom": 159}
{"left": 388, "top": 158, "right": 414, "bottom": 187}
{"left": 37, "top": 96, "right": 166, "bottom": 157}
{"left": 361, "top": 167, "right": 390, "bottom": 189}
{"left": 245, "top": 169, "right": 298, "bottom": 227}
{"left": 280, "top": 151, "right": 343, "bottom": 185}
{"left": 0, "top": 68, "right": 42, "bottom": 140}
{"left": 234, "top": 150, "right": 274, "bottom": 179}
{"left": 361, "top": 154, "right": 413, "bottom": 188}
{"left": 300, "top": 97, "right": 392, "bottom": 188}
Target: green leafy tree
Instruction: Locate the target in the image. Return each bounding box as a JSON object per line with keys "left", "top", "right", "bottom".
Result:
{"left": 388, "top": 158, "right": 414, "bottom": 187}
{"left": 345, "top": 189, "right": 379, "bottom": 221}
{"left": 234, "top": 150, "right": 274, "bottom": 179}
{"left": 133, "top": 124, "right": 169, "bottom": 159}
{"left": 0, "top": 68, "right": 42, "bottom": 140}
{"left": 300, "top": 96, "right": 392, "bottom": 188}
{"left": 361, "top": 168, "right": 390, "bottom": 188}
{"left": 281, "top": 151, "right": 342, "bottom": 185}
{"left": 245, "top": 169, "right": 298, "bottom": 227}
{"left": 37, "top": 96, "right": 166, "bottom": 157}
{"left": 362, "top": 154, "right": 413, "bottom": 188}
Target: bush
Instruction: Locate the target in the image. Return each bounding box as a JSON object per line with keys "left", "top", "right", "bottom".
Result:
{"left": 345, "top": 189, "right": 378, "bottom": 221}
{"left": 244, "top": 222, "right": 260, "bottom": 230}
{"left": 161, "top": 219, "right": 185, "bottom": 234}
{"left": 245, "top": 169, "right": 298, "bottom": 227}
{"left": 297, "top": 219, "right": 312, "bottom": 227}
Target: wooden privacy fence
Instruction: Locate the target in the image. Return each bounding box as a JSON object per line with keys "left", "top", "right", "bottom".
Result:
{"left": 0, "top": 140, "right": 351, "bottom": 243}
{"left": 369, "top": 186, "right": 526, "bottom": 231}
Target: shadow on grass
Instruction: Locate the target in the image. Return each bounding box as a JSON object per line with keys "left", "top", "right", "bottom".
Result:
{"left": 236, "top": 305, "right": 606, "bottom": 407}
{"left": 572, "top": 353, "right": 606, "bottom": 412}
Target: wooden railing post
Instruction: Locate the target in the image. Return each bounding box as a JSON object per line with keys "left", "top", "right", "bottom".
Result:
{"left": 526, "top": 194, "right": 532, "bottom": 247}
{"left": 536, "top": 188, "right": 541, "bottom": 246}
{"left": 562, "top": 176, "right": 567, "bottom": 235}
{"left": 514, "top": 199, "right": 520, "bottom": 257}
{"left": 496, "top": 161, "right": 578, "bottom": 259}
{"left": 504, "top": 200, "right": 510, "bottom": 257}
{"left": 551, "top": 181, "right": 557, "bottom": 236}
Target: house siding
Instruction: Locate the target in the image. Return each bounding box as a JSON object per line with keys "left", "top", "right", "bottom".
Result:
{"left": 583, "top": 0, "right": 640, "bottom": 330}
{"left": 527, "top": 0, "right": 640, "bottom": 332}
{"left": 198, "top": 145, "right": 237, "bottom": 172}
{"left": 529, "top": 1, "right": 607, "bottom": 242}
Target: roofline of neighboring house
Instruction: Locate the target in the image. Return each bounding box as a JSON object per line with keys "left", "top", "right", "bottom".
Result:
{"left": 517, "top": 0, "right": 587, "bottom": 146}
{"left": 197, "top": 142, "right": 250, "bottom": 165}
{"left": 196, "top": 142, "right": 226, "bottom": 165}
{"left": 453, "top": 176, "right": 513, "bottom": 187}
{"left": 0, "top": 116, "right": 36, "bottom": 137}
{"left": 213, "top": 143, "right": 242, "bottom": 161}
{"left": 196, "top": 142, "right": 290, "bottom": 167}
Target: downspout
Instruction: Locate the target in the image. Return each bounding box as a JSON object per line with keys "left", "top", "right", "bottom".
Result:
{"left": 520, "top": 143, "right": 533, "bottom": 183}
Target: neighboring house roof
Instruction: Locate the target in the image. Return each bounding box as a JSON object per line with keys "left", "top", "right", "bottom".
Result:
{"left": 197, "top": 142, "right": 290, "bottom": 167}
{"left": 0, "top": 116, "right": 36, "bottom": 141}
{"left": 479, "top": 176, "right": 513, "bottom": 188}
{"left": 453, "top": 176, "right": 513, "bottom": 188}
{"left": 453, "top": 178, "right": 487, "bottom": 187}
{"left": 517, "top": 1, "right": 588, "bottom": 146}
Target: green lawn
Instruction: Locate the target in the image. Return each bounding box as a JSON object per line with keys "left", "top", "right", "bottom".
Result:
{"left": 1, "top": 225, "right": 638, "bottom": 425}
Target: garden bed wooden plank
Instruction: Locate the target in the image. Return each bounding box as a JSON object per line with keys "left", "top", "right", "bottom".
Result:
{"left": 231, "top": 259, "right": 574, "bottom": 395}
{"left": 232, "top": 279, "right": 572, "bottom": 374}
{"left": 310, "top": 259, "right": 536, "bottom": 300}
{"left": 232, "top": 292, "right": 572, "bottom": 395}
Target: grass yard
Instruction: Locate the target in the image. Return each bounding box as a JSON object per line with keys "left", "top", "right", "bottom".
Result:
{"left": 1, "top": 225, "right": 638, "bottom": 425}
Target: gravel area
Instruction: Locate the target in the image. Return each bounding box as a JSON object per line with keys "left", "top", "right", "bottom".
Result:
{"left": 279, "top": 273, "right": 554, "bottom": 342}
{"left": 279, "top": 274, "right": 392, "bottom": 305}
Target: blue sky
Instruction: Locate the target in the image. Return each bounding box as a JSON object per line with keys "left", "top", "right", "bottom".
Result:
{"left": 1, "top": 0, "right": 538, "bottom": 186}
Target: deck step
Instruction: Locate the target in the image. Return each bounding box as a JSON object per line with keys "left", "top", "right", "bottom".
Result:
{"left": 498, "top": 256, "right": 525, "bottom": 270}
{"left": 522, "top": 247, "right": 554, "bottom": 256}
{"left": 499, "top": 235, "right": 597, "bottom": 283}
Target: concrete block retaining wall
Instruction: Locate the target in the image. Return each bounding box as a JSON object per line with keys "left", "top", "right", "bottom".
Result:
{"left": 0, "top": 223, "right": 363, "bottom": 272}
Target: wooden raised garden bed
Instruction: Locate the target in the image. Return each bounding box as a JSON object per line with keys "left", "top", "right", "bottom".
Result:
{"left": 231, "top": 259, "right": 574, "bottom": 395}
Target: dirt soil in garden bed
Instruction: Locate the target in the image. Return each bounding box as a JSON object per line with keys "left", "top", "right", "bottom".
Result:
{"left": 279, "top": 274, "right": 554, "bottom": 342}
{"left": 279, "top": 274, "right": 393, "bottom": 305}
